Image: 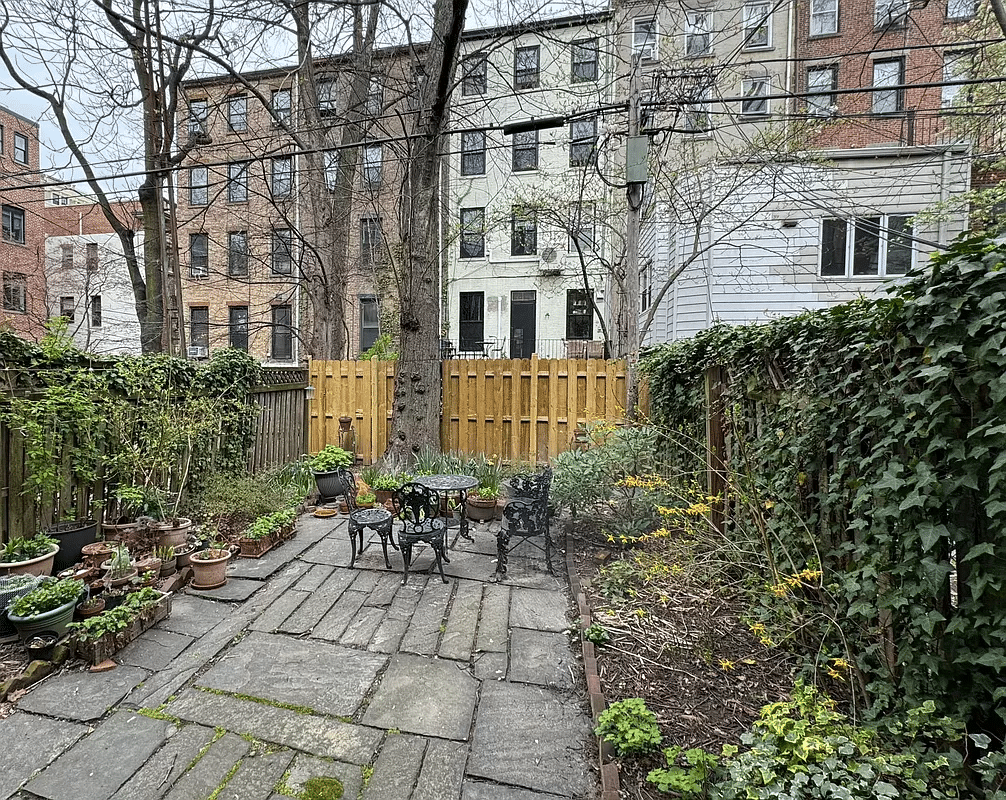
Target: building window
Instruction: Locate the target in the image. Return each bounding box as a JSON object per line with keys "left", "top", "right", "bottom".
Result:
{"left": 228, "top": 162, "right": 248, "bottom": 202}
{"left": 460, "top": 208, "right": 485, "bottom": 259}
{"left": 2, "top": 205, "right": 25, "bottom": 244}
{"left": 462, "top": 54, "right": 487, "bottom": 95}
{"left": 90, "top": 295, "right": 102, "bottom": 327}
{"left": 366, "top": 76, "right": 383, "bottom": 116}
{"left": 359, "top": 296, "right": 380, "bottom": 353}
{"left": 190, "top": 306, "right": 209, "bottom": 349}
{"left": 683, "top": 84, "right": 713, "bottom": 132}
{"left": 189, "top": 233, "right": 209, "bottom": 278}
{"left": 633, "top": 18, "right": 658, "bottom": 60}
{"left": 514, "top": 45, "right": 540, "bottom": 90}
{"left": 641, "top": 261, "right": 652, "bottom": 312}
{"left": 569, "top": 202, "right": 595, "bottom": 251}
{"left": 460, "top": 132, "right": 486, "bottom": 176}
{"left": 324, "top": 150, "right": 339, "bottom": 190}
{"left": 189, "top": 166, "right": 208, "bottom": 205}
{"left": 875, "top": 0, "right": 908, "bottom": 26}
{"left": 459, "top": 292, "right": 484, "bottom": 351}
{"left": 820, "top": 215, "right": 913, "bottom": 277}
{"left": 570, "top": 117, "right": 597, "bottom": 167}
{"left": 947, "top": 0, "right": 977, "bottom": 18}
{"left": 512, "top": 130, "right": 538, "bottom": 172}
{"left": 806, "top": 66, "right": 838, "bottom": 115}
{"left": 227, "top": 95, "right": 247, "bottom": 132}
{"left": 13, "top": 132, "right": 28, "bottom": 165}
{"left": 511, "top": 207, "right": 537, "bottom": 256}
{"left": 571, "top": 39, "right": 599, "bottom": 82}
{"left": 271, "top": 156, "right": 293, "bottom": 198}
{"left": 229, "top": 306, "right": 249, "bottom": 351}
{"left": 684, "top": 12, "right": 710, "bottom": 57}
{"left": 61, "top": 243, "right": 73, "bottom": 270}
{"left": 809, "top": 0, "right": 839, "bottom": 35}
{"left": 318, "top": 78, "right": 338, "bottom": 116}
{"left": 86, "top": 242, "right": 98, "bottom": 272}
{"left": 60, "top": 296, "right": 74, "bottom": 322}
{"left": 360, "top": 217, "right": 382, "bottom": 266}
{"left": 272, "top": 228, "right": 293, "bottom": 275}
{"left": 228, "top": 231, "right": 248, "bottom": 276}
{"left": 188, "top": 99, "right": 208, "bottom": 136}
{"left": 741, "top": 78, "right": 770, "bottom": 116}
{"left": 3, "top": 273, "right": 26, "bottom": 312}
{"left": 271, "top": 88, "right": 291, "bottom": 124}
{"left": 942, "top": 51, "right": 972, "bottom": 108}
{"left": 872, "top": 58, "right": 904, "bottom": 114}
{"left": 0, "top": 124, "right": 4, "bottom": 154}
{"left": 566, "top": 289, "right": 593, "bottom": 340}
{"left": 743, "top": 3, "right": 771, "bottom": 48}
{"left": 363, "top": 144, "right": 382, "bottom": 186}
{"left": 271, "top": 305, "right": 293, "bottom": 361}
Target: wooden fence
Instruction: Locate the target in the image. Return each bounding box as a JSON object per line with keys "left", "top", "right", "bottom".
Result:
{"left": 308, "top": 357, "right": 629, "bottom": 464}
{"left": 247, "top": 369, "right": 309, "bottom": 473}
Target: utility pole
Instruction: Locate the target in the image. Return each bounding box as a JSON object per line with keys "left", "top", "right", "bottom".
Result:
{"left": 623, "top": 56, "right": 646, "bottom": 420}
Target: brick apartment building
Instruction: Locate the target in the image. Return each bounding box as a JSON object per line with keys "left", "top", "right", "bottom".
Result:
{"left": 0, "top": 105, "right": 46, "bottom": 341}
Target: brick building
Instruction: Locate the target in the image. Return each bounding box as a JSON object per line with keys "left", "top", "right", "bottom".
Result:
{"left": 0, "top": 105, "right": 46, "bottom": 341}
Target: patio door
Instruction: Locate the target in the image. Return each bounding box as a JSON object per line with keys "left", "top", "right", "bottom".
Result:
{"left": 510, "top": 290, "right": 536, "bottom": 358}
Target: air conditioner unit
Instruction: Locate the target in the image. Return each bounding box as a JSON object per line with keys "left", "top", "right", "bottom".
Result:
{"left": 187, "top": 346, "right": 208, "bottom": 359}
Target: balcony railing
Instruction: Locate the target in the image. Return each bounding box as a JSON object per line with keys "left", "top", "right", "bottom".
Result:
{"left": 446, "top": 337, "right": 607, "bottom": 360}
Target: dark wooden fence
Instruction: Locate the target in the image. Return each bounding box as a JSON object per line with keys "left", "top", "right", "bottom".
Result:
{"left": 248, "top": 368, "right": 309, "bottom": 473}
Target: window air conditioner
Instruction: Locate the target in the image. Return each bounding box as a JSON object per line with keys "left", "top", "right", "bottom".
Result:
{"left": 187, "top": 346, "right": 208, "bottom": 359}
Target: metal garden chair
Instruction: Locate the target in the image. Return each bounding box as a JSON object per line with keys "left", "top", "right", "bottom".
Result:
{"left": 392, "top": 482, "right": 450, "bottom": 585}
{"left": 330, "top": 468, "right": 396, "bottom": 569}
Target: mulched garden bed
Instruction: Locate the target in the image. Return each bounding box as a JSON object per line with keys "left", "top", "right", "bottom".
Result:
{"left": 568, "top": 520, "right": 796, "bottom": 799}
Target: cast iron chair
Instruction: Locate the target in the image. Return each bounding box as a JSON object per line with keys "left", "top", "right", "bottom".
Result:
{"left": 496, "top": 466, "right": 554, "bottom": 578}
{"left": 330, "top": 468, "right": 396, "bottom": 569}
{"left": 393, "top": 482, "right": 450, "bottom": 585}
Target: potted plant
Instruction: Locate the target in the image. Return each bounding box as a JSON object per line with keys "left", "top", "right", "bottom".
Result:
{"left": 174, "top": 540, "right": 197, "bottom": 569}
{"left": 45, "top": 518, "right": 99, "bottom": 573}
{"left": 189, "top": 544, "right": 232, "bottom": 590}
{"left": 100, "top": 545, "right": 137, "bottom": 588}
{"left": 6, "top": 577, "right": 84, "bottom": 640}
{"left": 69, "top": 586, "right": 171, "bottom": 665}
{"left": 356, "top": 491, "right": 377, "bottom": 509}
{"left": 0, "top": 535, "right": 59, "bottom": 577}
{"left": 309, "top": 445, "right": 354, "bottom": 500}
{"left": 76, "top": 595, "right": 105, "bottom": 619}
{"left": 156, "top": 545, "right": 177, "bottom": 577}
{"left": 369, "top": 473, "right": 401, "bottom": 508}
{"left": 82, "top": 540, "right": 116, "bottom": 570}
{"left": 466, "top": 485, "right": 500, "bottom": 522}
{"left": 0, "top": 574, "right": 44, "bottom": 640}
{"left": 239, "top": 509, "right": 295, "bottom": 558}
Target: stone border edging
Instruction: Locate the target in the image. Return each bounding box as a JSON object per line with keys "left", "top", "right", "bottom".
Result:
{"left": 564, "top": 519, "right": 621, "bottom": 800}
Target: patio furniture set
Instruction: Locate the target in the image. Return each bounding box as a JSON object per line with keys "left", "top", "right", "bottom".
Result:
{"left": 321, "top": 467, "right": 554, "bottom": 584}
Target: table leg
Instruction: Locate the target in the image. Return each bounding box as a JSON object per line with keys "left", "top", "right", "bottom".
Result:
{"left": 457, "top": 488, "right": 474, "bottom": 542}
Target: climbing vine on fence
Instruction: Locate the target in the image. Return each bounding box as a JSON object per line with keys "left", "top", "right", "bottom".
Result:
{"left": 641, "top": 236, "right": 1006, "bottom": 733}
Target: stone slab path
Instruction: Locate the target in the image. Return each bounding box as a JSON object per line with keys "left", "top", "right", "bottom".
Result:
{"left": 1, "top": 514, "right": 598, "bottom": 800}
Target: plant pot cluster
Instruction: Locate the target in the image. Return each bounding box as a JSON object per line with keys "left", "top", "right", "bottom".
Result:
{"left": 238, "top": 509, "right": 297, "bottom": 559}
{"left": 69, "top": 587, "right": 172, "bottom": 666}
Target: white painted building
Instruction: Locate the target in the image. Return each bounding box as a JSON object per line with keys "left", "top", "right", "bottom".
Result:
{"left": 445, "top": 13, "right": 615, "bottom": 359}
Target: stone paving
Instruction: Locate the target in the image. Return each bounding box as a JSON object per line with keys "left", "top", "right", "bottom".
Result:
{"left": 1, "top": 514, "right": 598, "bottom": 800}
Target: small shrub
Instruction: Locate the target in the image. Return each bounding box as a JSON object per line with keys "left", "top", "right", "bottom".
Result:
{"left": 309, "top": 445, "right": 353, "bottom": 473}
{"left": 583, "top": 622, "right": 610, "bottom": 645}
{"left": 647, "top": 747, "right": 719, "bottom": 798}
{"left": 598, "top": 559, "right": 640, "bottom": 598}
{"left": 595, "top": 697, "right": 662, "bottom": 757}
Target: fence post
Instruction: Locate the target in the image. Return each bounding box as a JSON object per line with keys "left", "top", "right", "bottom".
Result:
{"left": 705, "top": 366, "right": 727, "bottom": 535}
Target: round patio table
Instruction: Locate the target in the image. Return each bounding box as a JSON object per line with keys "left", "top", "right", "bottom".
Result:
{"left": 414, "top": 474, "right": 478, "bottom": 543}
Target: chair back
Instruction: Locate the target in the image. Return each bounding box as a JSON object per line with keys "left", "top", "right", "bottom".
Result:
{"left": 393, "top": 482, "right": 439, "bottom": 525}
{"left": 508, "top": 467, "right": 553, "bottom": 501}
{"left": 332, "top": 468, "right": 358, "bottom": 511}
{"left": 502, "top": 497, "right": 548, "bottom": 537}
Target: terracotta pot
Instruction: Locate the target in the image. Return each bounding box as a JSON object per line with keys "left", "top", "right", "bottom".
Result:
{"left": 0, "top": 544, "right": 59, "bottom": 577}
{"left": 76, "top": 598, "right": 105, "bottom": 618}
{"left": 82, "top": 542, "right": 115, "bottom": 570}
{"left": 101, "top": 521, "right": 139, "bottom": 543}
{"left": 152, "top": 519, "right": 192, "bottom": 550}
{"left": 174, "top": 545, "right": 196, "bottom": 569}
{"left": 189, "top": 548, "right": 231, "bottom": 590}
{"left": 159, "top": 558, "right": 177, "bottom": 577}
{"left": 466, "top": 496, "right": 497, "bottom": 522}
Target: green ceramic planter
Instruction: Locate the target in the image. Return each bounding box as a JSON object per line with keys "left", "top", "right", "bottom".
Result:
{"left": 7, "top": 596, "right": 79, "bottom": 641}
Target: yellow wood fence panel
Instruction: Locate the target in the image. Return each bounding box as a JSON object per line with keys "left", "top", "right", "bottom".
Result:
{"left": 309, "top": 358, "right": 630, "bottom": 465}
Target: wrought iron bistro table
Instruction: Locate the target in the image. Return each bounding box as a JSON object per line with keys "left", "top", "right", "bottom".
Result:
{"left": 414, "top": 474, "right": 478, "bottom": 544}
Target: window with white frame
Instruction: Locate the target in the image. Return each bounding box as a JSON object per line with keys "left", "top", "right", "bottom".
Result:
{"left": 512, "top": 130, "right": 538, "bottom": 172}
{"left": 462, "top": 55, "right": 487, "bottom": 95}
{"left": 366, "top": 75, "right": 383, "bottom": 116}
{"left": 942, "top": 51, "right": 972, "bottom": 108}
{"left": 566, "top": 289, "right": 593, "bottom": 340}
{"left": 324, "top": 150, "right": 339, "bottom": 190}
{"left": 741, "top": 78, "right": 769, "bottom": 116}
{"left": 515, "top": 45, "right": 540, "bottom": 90}
{"left": 271, "top": 305, "right": 293, "bottom": 361}
{"left": 571, "top": 39, "right": 599, "bottom": 82}
{"left": 684, "top": 12, "right": 711, "bottom": 57}
{"left": 806, "top": 66, "right": 838, "bottom": 115}
{"left": 3, "top": 272, "right": 26, "bottom": 312}
{"left": 872, "top": 58, "right": 904, "bottom": 114}
{"left": 569, "top": 117, "right": 597, "bottom": 167}
{"left": 189, "top": 233, "right": 209, "bottom": 278}
{"left": 227, "top": 95, "right": 247, "bottom": 132}
{"left": 190, "top": 306, "right": 209, "bottom": 349}
{"left": 511, "top": 207, "right": 537, "bottom": 256}
{"left": 228, "top": 231, "right": 248, "bottom": 276}
{"left": 271, "top": 89, "right": 291, "bottom": 125}
{"left": 2, "top": 205, "right": 25, "bottom": 244}
{"left": 86, "top": 243, "right": 98, "bottom": 272}
{"left": 61, "top": 243, "right": 73, "bottom": 270}
{"left": 460, "top": 208, "right": 485, "bottom": 259}
{"left": 820, "top": 215, "right": 913, "bottom": 277}
{"left": 359, "top": 296, "right": 380, "bottom": 353}
{"left": 13, "top": 132, "right": 28, "bottom": 165}
{"left": 272, "top": 228, "right": 293, "bottom": 275}
{"left": 683, "top": 83, "right": 713, "bottom": 131}
{"left": 318, "top": 78, "right": 338, "bottom": 116}
{"left": 362, "top": 144, "right": 382, "bottom": 186}
{"left": 59, "top": 296, "right": 74, "bottom": 322}
{"left": 947, "top": 0, "right": 977, "bottom": 18}
{"left": 743, "top": 3, "right": 772, "bottom": 48}
{"left": 461, "top": 131, "right": 486, "bottom": 175}
{"left": 809, "top": 0, "right": 839, "bottom": 35}
{"left": 227, "top": 162, "right": 248, "bottom": 202}
{"left": 569, "top": 202, "right": 595, "bottom": 251}
{"left": 189, "top": 166, "right": 208, "bottom": 205}
{"left": 90, "top": 295, "right": 102, "bottom": 327}
{"left": 271, "top": 156, "right": 293, "bottom": 198}
{"left": 360, "top": 217, "right": 383, "bottom": 266}
{"left": 229, "top": 306, "right": 249, "bottom": 351}
{"left": 459, "top": 292, "right": 484, "bottom": 351}
{"left": 188, "top": 99, "right": 208, "bottom": 135}
{"left": 875, "top": 0, "right": 909, "bottom": 26}
{"left": 633, "top": 18, "right": 658, "bottom": 61}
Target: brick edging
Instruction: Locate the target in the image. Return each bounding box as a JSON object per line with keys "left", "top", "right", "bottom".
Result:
{"left": 564, "top": 519, "right": 621, "bottom": 800}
